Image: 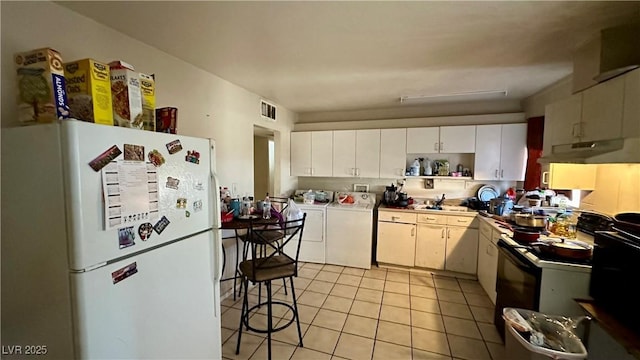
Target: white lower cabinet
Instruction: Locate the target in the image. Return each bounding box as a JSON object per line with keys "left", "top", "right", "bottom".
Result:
{"left": 445, "top": 226, "right": 478, "bottom": 274}
{"left": 477, "top": 230, "right": 498, "bottom": 304}
{"left": 415, "top": 224, "right": 446, "bottom": 269}
{"left": 413, "top": 214, "right": 478, "bottom": 274}
{"left": 376, "top": 211, "right": 417, "bottom": 267}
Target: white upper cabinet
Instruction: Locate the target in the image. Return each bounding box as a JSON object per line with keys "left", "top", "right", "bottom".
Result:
{"left": 333, "top": 130, "right": 356, "bottom": 177}
{"left": 406, "top": 127, "right": 440, "bottom": 153}
{"left": 290, "top": 132, "right": 311, "bottom": 176}
{"left": 333, "top": 129, "right": 380, "bottom": 177}
{"left": 291, "top": 131, "right": 333, "bottom": 176}
{"left": 543, "top": 94, "right": 582, "bottom": 155}
{"left": 581, "top": 74, "right": 624, "bottom": 142}
{"left": 407, "top": 126, "right": 476, "bottom": 153}
{"left": 474, "top": 123, "right": 527, "bottom": 181}
{"left": 380, "top": 128, "right": 407, "bottom": 178}
{"left": 439, "top": 125, "right": 476, "bottom": 153}
{"left": 543, "top": 70, "right": 630, "bottom": 154}
{"left": 540, "top": 163, "right": 596, "bottom": 190}
{"left": 356, "top": 129, "right": 381, "bottom": 178}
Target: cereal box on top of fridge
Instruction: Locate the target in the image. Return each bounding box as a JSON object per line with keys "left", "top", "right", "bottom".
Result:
{"left": 109, "top": 60, "right": 143, "bottom": 129}
{"left": 64, "top": 59, "right": 114, "bottom": 126}
{"left": 139, "top": 72, "right": 155, "bottom": 131}
{"left": 156, "top": 107, "right": 177, "bottom": 134}
{"left": 15, "top": 47, "right": 70, "bottom": 124}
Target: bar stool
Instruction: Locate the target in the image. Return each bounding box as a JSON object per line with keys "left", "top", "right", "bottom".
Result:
{"left": 235, "top": 213, "right": 306, "bottom": 360}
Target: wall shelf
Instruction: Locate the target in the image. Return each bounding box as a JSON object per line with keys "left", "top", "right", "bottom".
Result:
{"left": 405, "top": 176, "right": 472, "bottom": 180}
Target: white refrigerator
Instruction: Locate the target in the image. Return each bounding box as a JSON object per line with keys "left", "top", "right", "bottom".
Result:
{"left": 1, "top": 120, "right": 223, "bottom": 359}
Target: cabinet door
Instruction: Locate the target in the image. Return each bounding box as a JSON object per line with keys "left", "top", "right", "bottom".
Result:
{"left": 377, "top": 222, "right": 416, "bottom": 267}
{"left": 406, "top": 127, "right": 439, "bottom": 154}
{"left": 499, "top": 123, "right": 527, "bottom": 181}
{"left": 332, "top": 130, "right": 356, "bottom": 177}
{"left": 355, "top": 129, "right": 380, "bottom": 178}
{"left": 547, "top": 163, "right": 597, "bottom": 190}
{"left": 445, "top": 227, "right": 478, "bottom": 274}
{"left": 380, "top": 128, "right": 407, "bottom": 178}
{"left": 544, "top": 94, "right": 582, "bottom": 150}
{"left": 581, "top": 75, "right": 624, "bottom": 142}
{"left": 311, "top": 131, "right": 333, "bottom": 176}
{"left": 473, "top": 125, "right": 501, "bottom": 181}
{"left": 439, "top": 125, "right": 476, "bottom": 153}
{"left": 476, "top": 233, "right": 492, "bottom": 301}
{"left": 290, "top": 132, "right": 311, "bottom": 176}
{"left": 477, "top": 233, "right": 498, "bottom": 304}
{"left": 415, "top": 224, "right": 446, "bottom": 269}
{"left": 623, "top": 69, "right": 640, "bottom": 138}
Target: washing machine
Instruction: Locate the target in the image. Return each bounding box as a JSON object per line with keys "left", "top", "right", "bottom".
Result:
{"left": 283, "top": 190, "right": 333, "bottom": 264}
{"left": 326, "top": 192, "right": 376, "bottom": 269}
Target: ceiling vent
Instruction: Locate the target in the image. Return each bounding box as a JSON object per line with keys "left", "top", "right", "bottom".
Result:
{"left": 260, "top": 100, "right": 277, "bottom": 121}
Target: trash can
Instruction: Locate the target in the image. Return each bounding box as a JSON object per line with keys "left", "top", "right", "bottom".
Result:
{"left": 503, "top": 308, "right": 589, "bottom": 360}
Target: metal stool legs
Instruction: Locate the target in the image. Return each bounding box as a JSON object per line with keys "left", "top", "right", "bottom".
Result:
{"left": 235, "top": 277, "right": 303, "bottom": 359}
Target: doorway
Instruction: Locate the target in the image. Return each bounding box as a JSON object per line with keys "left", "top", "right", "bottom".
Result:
{"left": 253, "top": 125, "right": 276, "bottom": 201}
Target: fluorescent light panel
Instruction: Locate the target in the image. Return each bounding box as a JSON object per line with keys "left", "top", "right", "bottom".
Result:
{"left": 400, "top": 89, "right": 508, "bottom": 104}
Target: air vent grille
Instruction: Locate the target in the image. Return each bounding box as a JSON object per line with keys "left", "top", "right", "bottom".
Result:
{"left": 260, "top": 100, "right": 276, "bottom": 121}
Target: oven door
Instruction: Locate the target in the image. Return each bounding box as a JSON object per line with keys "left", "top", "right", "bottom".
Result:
{"left": 494, "top": 239, "right": 542, "bottom": 340}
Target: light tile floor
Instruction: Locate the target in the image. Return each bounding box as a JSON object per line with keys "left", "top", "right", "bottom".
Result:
{"left": 220, "top": 262, "right": 505, "bottom": 360}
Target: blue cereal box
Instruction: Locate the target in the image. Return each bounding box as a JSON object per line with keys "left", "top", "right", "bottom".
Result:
{"left": 15, "top": 47, "right": 70, "bottom": 124}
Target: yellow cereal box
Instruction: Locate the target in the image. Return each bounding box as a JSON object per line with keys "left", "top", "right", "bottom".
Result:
{"left": 139, "top": 73, "right": 156, "bottom": 131}
{"left": 109, "top": 60, "right": 143, "bottom": 129}
{"left": 64, "top": 59, "right": 114, "bottom": 126}
{"left": 15, "top": 47, "right": 70, "bottom": 124}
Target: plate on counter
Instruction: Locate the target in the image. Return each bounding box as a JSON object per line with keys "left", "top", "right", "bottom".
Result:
{"left": 478, "top": 185, "right": 499, "bottom": 202}
{"left": 238, "top": 214, "right": 259, "bottom": 220}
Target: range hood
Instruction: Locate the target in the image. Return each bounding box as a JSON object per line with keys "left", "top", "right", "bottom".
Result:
{"left": 538, "top": 138, "right": 640, "bottom": 164}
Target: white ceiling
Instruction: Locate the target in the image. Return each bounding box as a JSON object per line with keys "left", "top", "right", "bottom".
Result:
{"left": 58, "top": 1, "right": 639, "bottom": 116}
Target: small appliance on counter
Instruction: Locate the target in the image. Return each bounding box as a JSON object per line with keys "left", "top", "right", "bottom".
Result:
{"left": 383, "top": 183, "right": 398, "bottom": 205}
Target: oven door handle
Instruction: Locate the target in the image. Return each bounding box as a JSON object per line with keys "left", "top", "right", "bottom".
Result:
{"left": 498, "top": 240, "right": 539, "bottom": 275}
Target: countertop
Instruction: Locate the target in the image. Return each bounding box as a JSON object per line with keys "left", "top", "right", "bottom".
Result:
{"left": 377, "top": 204, "right": 478, "bottom": 217}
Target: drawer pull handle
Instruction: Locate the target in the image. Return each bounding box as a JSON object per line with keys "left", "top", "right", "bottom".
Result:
{"left": 391, "top": 216, "right": 400, "bottom": 221}
{"left": 457, "top": 219, "right": 466, "bottom": 223}
{"left": 441, "top": 229, "right": 445, "bottom": 238}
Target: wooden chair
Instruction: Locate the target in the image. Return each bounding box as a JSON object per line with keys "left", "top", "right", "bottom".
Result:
{"left": 235, "top": 213, "right": 307, "bottom": 360}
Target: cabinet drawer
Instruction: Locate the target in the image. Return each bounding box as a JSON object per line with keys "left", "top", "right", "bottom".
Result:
{"left": 479, "top": 220, "right": 492, "bottom": 239}
{"left": 446, "top": 216, "right": 477, "bottom": 228}
{"left": 378, "top": 211, "right": 416, "bottom": 223}
{"left": 416, "top": 213, "right": 446, "bottom": 224}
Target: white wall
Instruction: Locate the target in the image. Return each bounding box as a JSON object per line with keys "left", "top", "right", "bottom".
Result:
{"left": 0, "top": 1, "right": 297, "bottom": 199}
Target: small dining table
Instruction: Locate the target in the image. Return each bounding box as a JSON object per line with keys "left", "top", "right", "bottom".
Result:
{"left": 220, "top": 215, "right": 280, "bottom": 300}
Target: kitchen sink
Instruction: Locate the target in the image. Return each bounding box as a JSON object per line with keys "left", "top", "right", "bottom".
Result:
{"left": 411, "top": 204, "right": 470, "bottom": 212}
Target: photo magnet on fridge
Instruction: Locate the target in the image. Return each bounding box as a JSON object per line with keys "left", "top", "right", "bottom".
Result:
{"left": 193, "top": 200, "right": 203, "bottom": 212}
{"left": 112, "top": 262, "right": 138, "bottom": 285}
{"left": 89, "top": 145, "right": 122, "bottom": 171}
{"left": 153, "top": 216, "right": 170, "bottom": 234}
{"left": 148, "top": 149, "right": 165, "bottom": 167}
{"left": 118, "top": 226, "right": 135, "bottom": 249}
{"left": 166, "top": 139, "right": 182, "bottom": 154}
{"left": 138, "top": 222, "right": 153, "bottom": 241}
{"left": 165, "top": 176, "right": 180, "bottom": 190}
{"left": 176, "top": 198, "right": 187, "bottom": 209}
{"left": 185, "top": 150, "right": 200, "bottom": 164}
{"left": 123, "top": 144, "right": 145, "bottom": 161}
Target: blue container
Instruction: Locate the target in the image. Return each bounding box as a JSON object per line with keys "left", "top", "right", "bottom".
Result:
{"left": 230, "top": 198, "right": 241, "bottom": 217}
